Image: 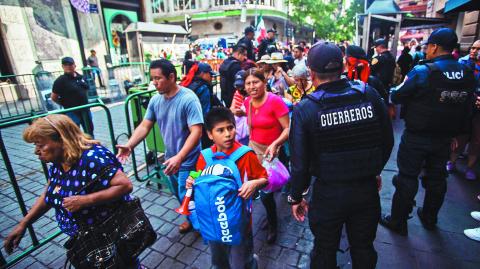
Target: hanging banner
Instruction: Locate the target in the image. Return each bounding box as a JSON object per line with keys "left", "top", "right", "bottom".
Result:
{"left": 70, "top": 0, "right": 90, "bottom": 13}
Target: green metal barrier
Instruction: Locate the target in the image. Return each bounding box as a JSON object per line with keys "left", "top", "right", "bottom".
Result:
{"left": 0, "top": 100, "right": 117, "bottom": 268}
{"left": 0, "top": 74, "right": 48, "bottom": 122}
{"left": 80, "top": 67, "right": 100, "bottom": 101}
{"left": 123, "top": 87, "right": 173, "bottom": 193}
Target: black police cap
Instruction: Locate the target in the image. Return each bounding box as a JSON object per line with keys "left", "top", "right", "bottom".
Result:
{"left": 307, "top": 41, "right": 343, "bottom": 73}
{"left": 425, "top": 28, "right": 458, "bottom": 50}
{"left": 373, "top": 38, "right": 388, "bottom": 48}
{"left": 245, "top": 26, "right": 255, "bottom": 34}
{"left": 346, "top": 45, "right": 368, "bottom": 60}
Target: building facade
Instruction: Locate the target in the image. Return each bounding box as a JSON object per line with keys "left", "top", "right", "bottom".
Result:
{"left": 0, "top": 0, "right": 111, "bottom": 75}
{"left": 427, "top": 0, "right": 480, "bottom": 52}
{"left": 145, "top": 0, "right": 291, "bottom": 42}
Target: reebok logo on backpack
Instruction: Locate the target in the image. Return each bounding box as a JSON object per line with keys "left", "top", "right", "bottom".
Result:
{"left": 193, "top": 146, "right": 252, "bottom": 245}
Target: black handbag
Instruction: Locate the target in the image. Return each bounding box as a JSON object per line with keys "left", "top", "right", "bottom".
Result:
{"left": 64, "top": 166, "right": 157, "bottom": 269}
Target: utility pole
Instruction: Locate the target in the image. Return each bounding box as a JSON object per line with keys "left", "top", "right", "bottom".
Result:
{"left": 255, "top": 0, "right": 258, "bottom": 27}
{"left": 285, "top": 0, "right": 289, "bottom": 43}
{"left": 69, "top": 3, "right": 87, "bottom": 66}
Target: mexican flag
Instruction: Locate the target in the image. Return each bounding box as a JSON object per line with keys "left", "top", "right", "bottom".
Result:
{"left": 255, "top": 15, "right": 266, "bottom": 45}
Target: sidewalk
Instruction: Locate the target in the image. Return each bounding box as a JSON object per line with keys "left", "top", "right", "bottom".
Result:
{"left": 0, "top": 104, "right": 479, "bottom": 268}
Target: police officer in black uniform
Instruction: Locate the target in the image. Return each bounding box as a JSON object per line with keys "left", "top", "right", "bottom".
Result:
{"left": 380, "top": 28, "right": 476, "bottom": 235}
{"left": 370, "top": 38, "right": 396, "bottom": 90}
{"left": 288, "top": 42, "right": 394, "bottom": 269}
{"left": 257, "top": 29, "right": 278, "bottom": 61}
{"left": 237, "top": 26, "right": 256, "bottom": 61}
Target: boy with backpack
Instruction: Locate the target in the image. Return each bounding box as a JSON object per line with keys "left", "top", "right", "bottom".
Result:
{"left": 186, "top": 107, "right": 268, "bottom": 269}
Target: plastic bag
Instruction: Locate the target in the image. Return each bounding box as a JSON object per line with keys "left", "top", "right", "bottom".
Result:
{"left": 262, "top": 158, "right": 290, "bottom": 193}
{"left": 235, "top": 115, "right": 248, "bottom": 141}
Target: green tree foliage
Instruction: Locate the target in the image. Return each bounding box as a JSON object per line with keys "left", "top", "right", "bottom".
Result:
{"left": 290, "top": 0, "right": 364, "bottom": 42}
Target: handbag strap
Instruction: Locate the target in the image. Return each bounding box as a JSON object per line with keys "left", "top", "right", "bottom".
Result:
{"left": 74, "top": 165, "right": 115, "bottom": 195}
{"left": 248, "top": 99, "right": 253, "bottom": 135}
{"left": 71, "top": 165, "right": 119, "bottom": 227}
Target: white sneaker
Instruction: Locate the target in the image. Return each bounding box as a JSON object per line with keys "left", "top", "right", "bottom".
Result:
{"left": 471, "top": 211, "right": 480, "bottom": 221}
{"left": 464, "top": 227, "right": 480, "bottom": 242}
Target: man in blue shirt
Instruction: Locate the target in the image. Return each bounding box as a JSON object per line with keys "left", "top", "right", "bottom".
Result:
{"left": 117, "top": 59, "right": 203, "bottom": 233}
{"left": 380, "top": 28, "right": 476, "bottom": 235}
{"left": 458, "top": 40, "right": 480, "bottom": 82}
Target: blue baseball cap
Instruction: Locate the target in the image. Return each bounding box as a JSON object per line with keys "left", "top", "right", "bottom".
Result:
{"left": 234, "top": 70, "right": 246, "bottom": 89}
{"left": 61, "top": 57, "right": 75, "bottom": 65}
{"left": 197, "top": 62, "right": 216, "bottom": 76}
{"left": 425, "top": 28, "right": 458, "bottom": 50}
{"left": 307, "top": 41, "right": 343, "bottom": 73}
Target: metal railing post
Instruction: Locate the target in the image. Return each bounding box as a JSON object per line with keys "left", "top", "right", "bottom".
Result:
{"left": 0, "top": 100, "right": 118, "bottom": 268}
{"left": 0, "top": 132, "right": 40, "bottom": 246}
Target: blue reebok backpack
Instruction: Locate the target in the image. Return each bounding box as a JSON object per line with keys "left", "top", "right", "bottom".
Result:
{"left": 193, "top": 145, "right": 252, "bottom": 245}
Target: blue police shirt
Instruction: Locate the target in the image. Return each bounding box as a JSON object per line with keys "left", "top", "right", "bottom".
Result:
{"left": 45, "top": 144, "right": 128, "bottom": 236}
{"left": 391, "top": 55, "right": 466, "bottom": 104}
{"left": 458, "top": 55, "right": 480, "bottom": 83}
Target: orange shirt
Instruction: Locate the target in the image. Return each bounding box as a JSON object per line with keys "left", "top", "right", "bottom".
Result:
{"left": 195, "top": 141, "right": 268, "bottom": 182}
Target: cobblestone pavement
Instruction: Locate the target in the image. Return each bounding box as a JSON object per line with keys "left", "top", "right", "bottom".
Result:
{"left": 1, "top": 103, "right": 480, "bottom": 269}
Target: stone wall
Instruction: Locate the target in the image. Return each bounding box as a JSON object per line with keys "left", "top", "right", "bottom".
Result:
{"left": 0, "top": 5, "right": 38, "bottom": 75}
{"left": 0, "top": 0, "right": 108, "bottom": 75}
{"left": 460, "top": 11, "right": 480, "bottom": 50}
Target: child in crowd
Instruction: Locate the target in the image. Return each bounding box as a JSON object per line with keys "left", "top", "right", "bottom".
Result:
{"left": 230, "top": 70, "right": 249, "bottom": 145}
{"left": 186, "top": 107, "right": 268, "bottom": 269}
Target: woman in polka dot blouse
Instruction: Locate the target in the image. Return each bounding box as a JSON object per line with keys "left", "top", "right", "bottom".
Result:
{"left": 3, "top": 114, "right": 134, "bottom": 263}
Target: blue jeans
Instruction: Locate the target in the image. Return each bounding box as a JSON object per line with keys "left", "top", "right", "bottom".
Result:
{"left": 210, "top": 228, "right": 257, "bottom": 269}
{"left": 66, "top": 110, "right": 94, "bottom": 137}
{"left": 91, "top": 67, "right": 104, "bottom": 86}
{"left": 169, "top": 167, "right": 195, "bottom": 224}
{"left": 168, "top": 167, "right": 194, "bottom": 203}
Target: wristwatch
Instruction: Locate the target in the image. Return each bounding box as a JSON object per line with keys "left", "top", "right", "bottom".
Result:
{"left": 287, "top": 195, "right": 301, "bottom": 205}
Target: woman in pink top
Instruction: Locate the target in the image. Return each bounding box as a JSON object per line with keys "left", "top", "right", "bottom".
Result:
{"left": 244, "top": 68, "right": 290, "bottom": 244}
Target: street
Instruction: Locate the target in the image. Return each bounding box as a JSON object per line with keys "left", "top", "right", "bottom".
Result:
{"left": 1, "top": 103, "right": 480, "bottom": 269}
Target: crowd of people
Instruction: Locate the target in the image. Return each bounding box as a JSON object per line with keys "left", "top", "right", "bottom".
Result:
{"left": 3, "top": 26, "right": 480, "bottom": 269}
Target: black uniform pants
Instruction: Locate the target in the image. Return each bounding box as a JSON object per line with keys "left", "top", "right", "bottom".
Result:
{"left": 309, "top": 179, "right": 380, "bottom": 269}
{"left": 390, "top": 131, "right": 450, "bottom": 225}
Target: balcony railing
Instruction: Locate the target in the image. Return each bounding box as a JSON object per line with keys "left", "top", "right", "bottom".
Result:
{"left": 151, "top": 0, "right": 283, "bottom": 15}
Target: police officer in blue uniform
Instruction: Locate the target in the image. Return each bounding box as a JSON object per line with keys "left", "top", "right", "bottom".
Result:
{"left": 380, "top": 28, "right": 476, "bottom": 235}
{"left": 288, "top": 42, "right": 394, "bottom": 269}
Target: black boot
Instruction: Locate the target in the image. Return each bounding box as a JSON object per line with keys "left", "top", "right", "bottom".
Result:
{"left": 417, "top": 207, "right": 436, "bottom": 230}
{"left": 379, "top": 214, "right": 408, "bottom": 236}
{"left": 266, "top": 225, "right": 277, "bottom": 244}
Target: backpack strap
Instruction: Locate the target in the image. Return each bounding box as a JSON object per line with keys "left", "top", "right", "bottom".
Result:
{"left": 200, "top": 148, "right": 214, "bottom": 167}
{"left": 228, "top": 145, "right": 253, "bottom": 163}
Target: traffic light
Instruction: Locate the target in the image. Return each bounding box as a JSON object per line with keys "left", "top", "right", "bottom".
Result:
{"left": 185, "top": 15, "right": 192, "bottom": 33}
{"left": 185, "top": 15, "right": 192, "bottom": 39}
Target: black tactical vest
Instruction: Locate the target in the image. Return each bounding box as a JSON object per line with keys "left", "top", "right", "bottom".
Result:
{"left": 404, "top": 62, "right": 475, "bottom": 137}
{"left": 307, "top": 81, "right": 384, "bottom": 182}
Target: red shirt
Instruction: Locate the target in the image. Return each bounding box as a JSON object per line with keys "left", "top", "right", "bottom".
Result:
{"left": 244, "top": 93, "right": 289, "bottom": 145}
{"left": 196, "top": 141, "right": 268, "bottom": 182}
{"left": 231, "top": 90, "right": 245, "bottom": 110}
